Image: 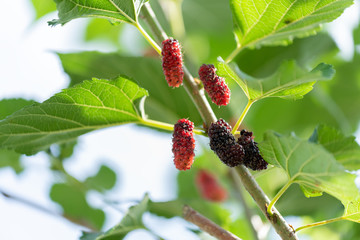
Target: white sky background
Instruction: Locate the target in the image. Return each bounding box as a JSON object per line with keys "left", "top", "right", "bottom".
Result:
{"left": 0, "top": 1, "right": 359, "bottom": 240}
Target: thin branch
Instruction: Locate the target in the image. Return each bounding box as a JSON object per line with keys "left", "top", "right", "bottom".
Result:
{"left": 141, "top": 2, "right": 168, "bottom": 42}
{"left": 0, "top": 189, "right": 96, "bottom": 231}
{"left": 183, "top": 205, "right": 242, "bottom": 240}
{"left": 140, "top": 3, "right": 299, "bottom": 239}
{"left": 234, "top": 166, "right": 298, "bottom": 240}
{"left": 229, "top": 170, "right": 260, "bottom": 240}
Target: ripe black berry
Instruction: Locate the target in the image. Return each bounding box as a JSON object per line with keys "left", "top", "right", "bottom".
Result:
{"left": 208, "top": 119, "right": 244, "bottom": 167}
{"left": 237, "top": 130, "right": 268, "bottom": 171}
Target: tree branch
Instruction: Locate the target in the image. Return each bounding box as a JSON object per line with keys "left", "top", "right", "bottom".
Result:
{"left": 183, "top": 205, "right": 242, "bottom": 240}
{"left": 229, "top": 170, "right": 260, "bottom": 240}
{"left": 140, "top": 3, "right": 298, "bottom": 239}
{"left": 234, "top": 166, "right": 298, "bottom": 239}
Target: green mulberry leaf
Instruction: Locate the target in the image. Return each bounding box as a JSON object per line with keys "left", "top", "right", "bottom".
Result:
{"left": 0, "top": 76, "right": 148, "bottom": 155}
{"left": 216, "top": 60, "right": 334, "bottom": 101}
{"left": 310, "top": 125, "right": 360, "bottom": 171}
{"left": 259, "top": 131, "right": 360, "bottom": 224}
{"left": 230, "top": 0, "right": 353, "bottom": 50}
{"left": 94, "top": 194, "right": 149, "bottom": 240}
{"left": 49, "top": 0, "right": 148, "bottom": 26}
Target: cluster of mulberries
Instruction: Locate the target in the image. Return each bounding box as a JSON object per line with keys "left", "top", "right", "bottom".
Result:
{"left": 238, "top": 130, "right": 268, "bottom": 171}
{"left": 198, "top": 64, "right": 230, "bottom": 106}
{"left": 161, "top": 38, "right": 184, "bottom": 88}
{"left": 208, "top": 119, "right": 244, "bottom": 167}
{"left": 163, "top": 39, "right": 266, "bottom": 171}
{"left": 172, "top": 119, "right": 195, "bottom": 170}
{"left": 196, "top": 169, "right": 227, "bottom": 202}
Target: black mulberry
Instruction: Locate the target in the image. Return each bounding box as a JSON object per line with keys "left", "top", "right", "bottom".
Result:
{"left": 208, "top": 119, "right": 244, "bottom": 167}
{"left": 237, "top": 130, "right": 268, "bottom": 171}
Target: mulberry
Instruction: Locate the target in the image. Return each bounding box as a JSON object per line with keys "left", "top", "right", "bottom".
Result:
{"left": 162, "top": 38, "right": 184, "bottom": 88}
{"left": 196, "top": 169, "right": 227, "bottom": 202}
{"left": 237, "top": 130, "right": 268, "bottom": 171}
{"left": 198, "top": 64, "right": 230, "bottom": 106}
{"left": 172, "top": 119, "right": 195, "bottom": 170}
{"left": 208, "top": 119, "right": 244, "bottom": 167}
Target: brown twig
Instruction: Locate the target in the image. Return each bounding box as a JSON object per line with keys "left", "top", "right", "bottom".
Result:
{"left": 183, "top": 205, "right": 242, "bottom": 240}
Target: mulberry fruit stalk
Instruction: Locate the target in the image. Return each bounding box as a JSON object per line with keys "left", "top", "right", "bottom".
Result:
{"left": 208, "top": 119, "right": 244, "bottom": 167}
{"left": 198, "top": 64, "right": 230, "bottom": 106}
{"left": 237, "top": 130, "right": 268, "bottom": 171}
{"left": 172, "top": 119, "right": 195, "bottom": 170}
{"left": 161, "top": 38, "right": 184, "bottom": 88}
{"left": 196, "top": 169, "right": 227, "bottom": 202}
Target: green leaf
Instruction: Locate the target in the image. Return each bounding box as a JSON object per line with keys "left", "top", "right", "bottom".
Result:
{"left": 148, "top": 200, "right": 183, "bottom": 218}
{"left": 0, "top": 99, "right": 36, "bottom": 173}
{"left": 57, "top": 52, "right": 203, "bottom": 124}
{"left": 260, "top": 131, "right": 345, "bottom": 197}
{"left": 84, "top": 19, "right": 124, "bottom": 47}
{"left": 234, "top": 32, "right": 339, "bottom": 77}
{"left": 230, "top": 0, "right": 353, "bottom": 50}
{"left": 85, "top": 165, "right": 117, "bottom": 192}
{"left": 0, "top": 76, "right": 147, "bottom": 155}
{"left": 260, "top": 131, "right": 360, "bottom": 223}
{"left": 95, "top": 194, "right": 149, "bottom": 240}
{"left": 0, "top": 99, "right": 36, "bottom": 120}
{"left": 31, "top": 0, "right": 57, "bottom": 19}
{"left": 50, "top": 183, "right": 105, "bottom": 230}
{"left": 49, "top": 0, "right": 148, "bottom": 26}
{"left": 80, "top": 232, "right": 103, "bottom": 240}
{"left": 0, "top": 149, "right": 23, "bottom": 174}
{"left": 216, "top": 60, "right": 334, "bottom": 101}
{"left": 57, "top": 140, "right": 78, "bottom": 160}
{"left": 309, "top": 125, "right": 360, "bottom": 170}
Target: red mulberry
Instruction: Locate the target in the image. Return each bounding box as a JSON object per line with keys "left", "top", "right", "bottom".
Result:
{"left": 237, "top": 130, "right": 268, "bottom": 171}
{"left": 208, "top": 119, "right": 244, "bottom": 167}
{"left": 196, "top": 169, "right": 227, "bottom": 202}
{"left": 162, "top": 38, "right": 184, "bottom": 88}
{"left": 172, "top": 119, "right": 195, "bottom": 170}
{"left": 198, "top": 64, "right": 230, "bottom": 106}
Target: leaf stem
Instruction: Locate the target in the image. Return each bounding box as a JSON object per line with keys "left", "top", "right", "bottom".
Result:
{"left": 135, "top": 23, "right": 162, "bottom": 55}
{"left": 267, "top": 180, "right": 293, "bottom": 216}
{"left": 225, "top": 46, "right": 241, "bottom": 63}
{"left": 295, "top": 216, "right": 345, "bottom": 232}
{"left": 231, "top": 100, "right": 253, "bottom": 134}
{"left": 139, "top": 118, "right": 207, "bottom": 136}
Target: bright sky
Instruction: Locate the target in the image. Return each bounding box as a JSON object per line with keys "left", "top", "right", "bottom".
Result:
{"left": 0, "top": 1, "right": 359, "bottom": 240}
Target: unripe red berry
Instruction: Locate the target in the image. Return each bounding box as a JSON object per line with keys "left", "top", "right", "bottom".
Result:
{"left": 162, "top": 38, "right": 184, "bottom": 88}
{"left": 237, "top": 129, "right": 268, "bottom": 171}
{"left": 208, "top": 119, "right": 244, "bottom": 167}
{"left": 172, "top": 119, "right": 195, "bottom": 170}
{"left": 196, "top": 169, "right": 228, "bottom": 202}
{"left": 198, "top": 64, "right": 230, "bottom": 106}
